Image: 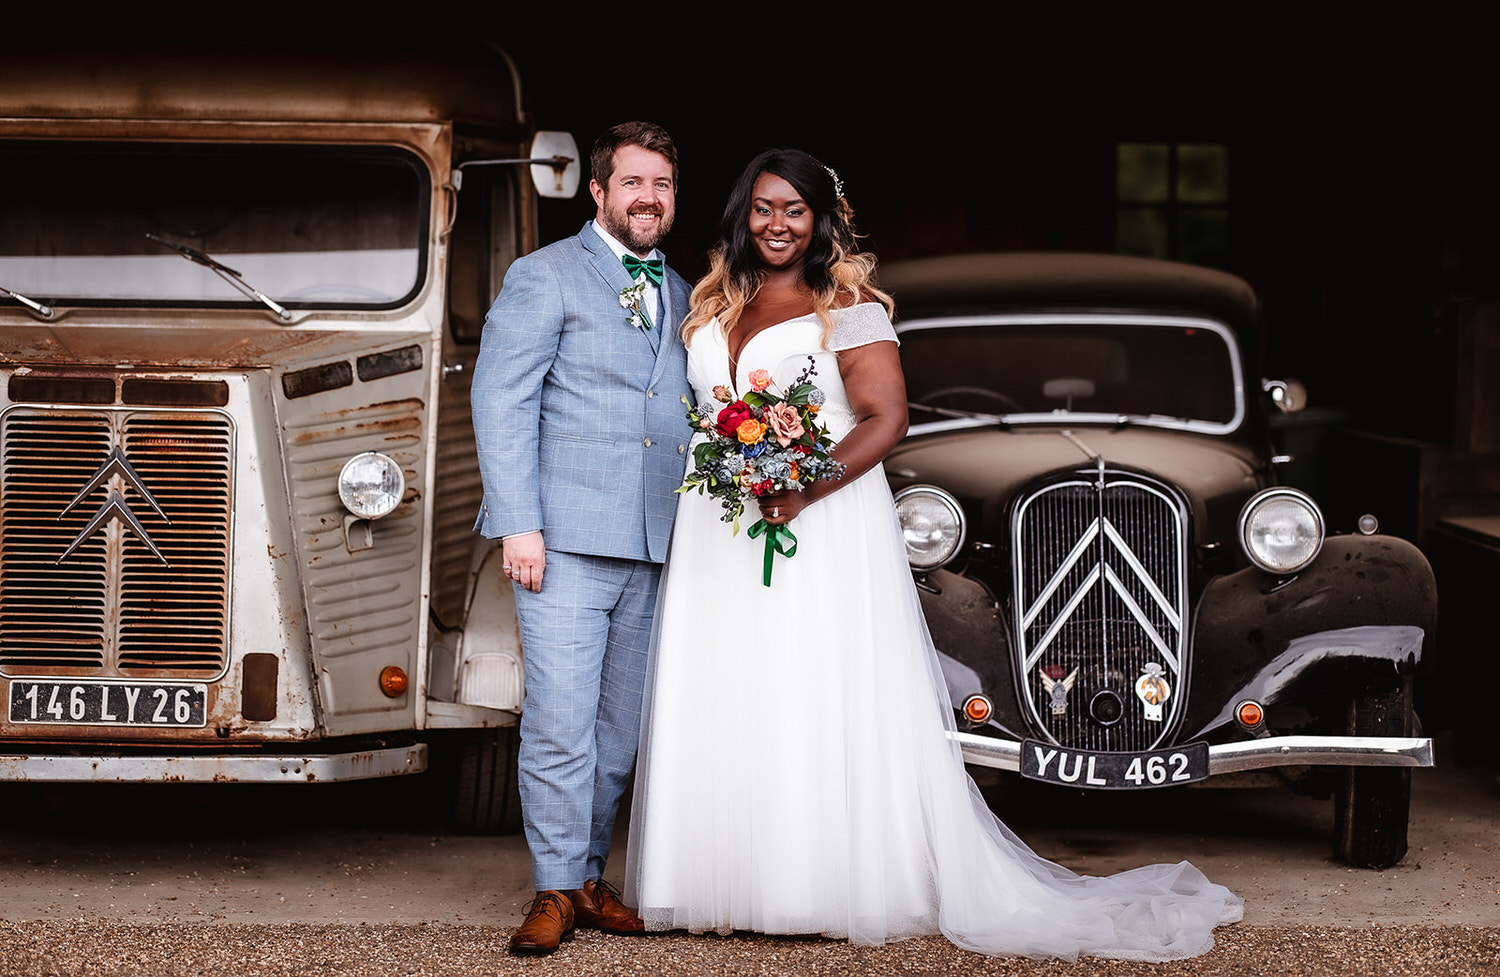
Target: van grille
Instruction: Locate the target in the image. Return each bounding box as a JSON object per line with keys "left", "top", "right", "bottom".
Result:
{"left": 0, "top": 409, "right": 233, "bottom": 675}
{"left": 1013, "top": 472, "right": 1187, "bottom": 750}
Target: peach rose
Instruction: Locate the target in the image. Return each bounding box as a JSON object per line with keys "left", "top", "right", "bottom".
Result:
{"left": 747, "top": 369, "right": 772, "bottom": 392}
{"left": 765, "top": 402, "right": 805, "bottom": 447}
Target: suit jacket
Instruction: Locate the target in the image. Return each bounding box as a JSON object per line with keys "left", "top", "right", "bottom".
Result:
{"left": 471, "top": 222, "right": 692, "bottom": 564}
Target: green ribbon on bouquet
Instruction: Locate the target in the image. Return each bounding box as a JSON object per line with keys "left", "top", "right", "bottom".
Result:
{"left": 746, "top": 519, "right": 798, "bottom": 587}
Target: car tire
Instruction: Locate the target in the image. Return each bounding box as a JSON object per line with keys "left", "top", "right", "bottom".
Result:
{"left": 447, "top": 725, "right": 523, "bottom": 835}
{"left": 1333, "top": 676, "right": 1413, "bottom": 869}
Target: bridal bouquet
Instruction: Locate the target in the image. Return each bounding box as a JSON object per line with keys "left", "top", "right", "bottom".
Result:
{"left": 678, "top": 357, "right": 845, "bottom": 584}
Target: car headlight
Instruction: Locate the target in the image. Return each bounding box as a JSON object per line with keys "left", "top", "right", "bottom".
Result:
{"left": 894, "top": 485, "right": 966, "bottom": 571}
{"left": 1238, "top": 487, "right": 1324, "bottom": 574}
{"left": 338, "top": 452, "right": 406, "bottom": 519}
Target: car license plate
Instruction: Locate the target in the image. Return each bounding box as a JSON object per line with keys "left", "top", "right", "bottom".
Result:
{"left": 1020, "top": 739, "right": 1208, "bottom": 789}
{"left": 8, "top": 680, "right": 208, "bottom": 728}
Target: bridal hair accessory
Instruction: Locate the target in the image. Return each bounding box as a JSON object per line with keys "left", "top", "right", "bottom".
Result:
{"left": 824, "top": 165, "right": 844, "bottom": 198}
{"left": 618, "top": 281, "right": 652, "bottom": 331}
{"left": 678, "top": 356, "right": 845, "bottom": 585}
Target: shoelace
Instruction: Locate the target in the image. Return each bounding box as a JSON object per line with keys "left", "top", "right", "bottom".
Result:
{"left": 588, "top": 879, "right": 628, "bottom": 909}
{"left": 522, "top": 891, "right": 570, "bottom": 919}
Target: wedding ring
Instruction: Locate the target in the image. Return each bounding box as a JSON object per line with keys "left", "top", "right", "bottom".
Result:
{"left": 502, "top": 565, "right": 511, "bottom": 572}
{"left": 772, "top": 507, "right": 779, "bottom": 518}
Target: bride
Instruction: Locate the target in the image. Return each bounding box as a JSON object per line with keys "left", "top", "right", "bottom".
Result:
{"left": 624, "top": 149, "right": 1243, "bottom": 961}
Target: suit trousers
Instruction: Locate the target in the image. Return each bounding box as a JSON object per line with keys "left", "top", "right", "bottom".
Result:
{"left": 513, "top": 548, "right": 660, "bottom": 890}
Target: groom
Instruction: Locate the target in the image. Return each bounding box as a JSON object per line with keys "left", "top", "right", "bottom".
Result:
{"left": 471, "top": 121, "right": 692, "bottom": 955}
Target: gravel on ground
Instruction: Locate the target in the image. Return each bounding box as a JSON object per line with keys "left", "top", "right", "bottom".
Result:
{"left": 3, "top": 922, "right": 1499, "bottom": 977}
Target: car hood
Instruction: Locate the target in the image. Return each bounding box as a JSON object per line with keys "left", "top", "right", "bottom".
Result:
{"left": 885, "top": 425, "right": 1267, "bottom": 543}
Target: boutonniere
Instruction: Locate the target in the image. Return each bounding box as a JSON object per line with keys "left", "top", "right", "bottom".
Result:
{"left": 619, "top": 282, "right": 652, "bottom": 332}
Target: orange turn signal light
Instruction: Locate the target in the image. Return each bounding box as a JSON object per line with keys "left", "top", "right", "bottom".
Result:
{"left": 962, "top": 694, "right": 993, "bottom": 724}
{"left": 379, "top": 665, "right": 409, "bottom": 698}
{"left": 1235, "top": 699, "right": 1264, "bottom": 729}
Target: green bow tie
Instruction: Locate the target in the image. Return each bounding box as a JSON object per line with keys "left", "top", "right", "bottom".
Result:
{"left": 621, "top": 254, "right": 664, "bottom": 287}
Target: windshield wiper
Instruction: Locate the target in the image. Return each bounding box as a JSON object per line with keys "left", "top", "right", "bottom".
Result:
{"left": 146, "top": 233, "right": 291, "bottom": 321}
{"left": 907, "top": 402, "right": 1009, "bottom": 425}
{"left": 0, "top": 284, "right": 54, "bottom": 319}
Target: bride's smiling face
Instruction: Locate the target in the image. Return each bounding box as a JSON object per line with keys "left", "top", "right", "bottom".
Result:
{"left": 748, "top": 172, "right": 812, "bottom": 273}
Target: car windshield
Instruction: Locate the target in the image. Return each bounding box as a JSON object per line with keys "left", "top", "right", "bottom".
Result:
{"left": 0, "top": 142, "right": 427, "bottom": 310}
{"left": 898, "top": 315, "right": 1243, "bottom": 432}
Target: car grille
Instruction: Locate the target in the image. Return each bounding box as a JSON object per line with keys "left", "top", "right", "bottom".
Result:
{"left": 1013, "top": 470, "right": 1187, "bottom": 750}
{"left": 0, "top": 409, "right": 233, "bottom": 676}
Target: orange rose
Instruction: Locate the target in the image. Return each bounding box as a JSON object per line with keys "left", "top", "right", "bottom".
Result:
{"left": 736, "top": 418, "right": 767, "bottom": 444}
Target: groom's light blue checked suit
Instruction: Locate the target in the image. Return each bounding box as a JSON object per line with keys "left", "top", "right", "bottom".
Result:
{"left": 472, "top": 221, "right": 691, "bottom": 891}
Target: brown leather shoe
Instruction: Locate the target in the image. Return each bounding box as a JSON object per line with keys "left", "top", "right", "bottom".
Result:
{"left": 569, "top": 878, "right": 645, "bottom": 934}
{"left": 509, "top": 890, "right": 575, "bottom": 955}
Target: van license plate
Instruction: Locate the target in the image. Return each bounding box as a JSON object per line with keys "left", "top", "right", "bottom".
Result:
{"left": 8, "top": 681, "right": 208, "bottom": 728}
{"left": 1020, "top": 740, "right": 1208, "bottom": 789}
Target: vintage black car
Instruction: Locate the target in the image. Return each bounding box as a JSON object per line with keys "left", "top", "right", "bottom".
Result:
{"left": 879, "top": 252, "right": 1438, "bottom": 869}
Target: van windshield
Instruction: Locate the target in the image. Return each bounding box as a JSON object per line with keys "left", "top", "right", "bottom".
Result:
{"left": 0, "top": 142, "right": 427, "bottom": 310}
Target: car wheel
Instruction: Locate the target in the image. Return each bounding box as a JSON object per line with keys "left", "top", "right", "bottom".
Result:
{"left": 1333, "top": 676, "right": 1413, "bottom": 869}
{"left": 447, "top": 725, "right": 523, "bottom": 835}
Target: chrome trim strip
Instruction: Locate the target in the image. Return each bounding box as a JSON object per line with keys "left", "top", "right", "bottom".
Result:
{"left": 1020, "top": 516, "right": 1098, "bottom": 631}
{"left": 1102, "top": 518, "right": 1180, "bottom": 630}
{"left": 1103, "top": 563, "right": 1177, "bottom": 669}
{"left": 951, "top": 732, "right": 1434, "bottom": 773}
{"left": 0, "top": 745, "right": 426, "bottom": 783}
{"left": 1024, "top": 563, "right": 1101, "bottom": 669}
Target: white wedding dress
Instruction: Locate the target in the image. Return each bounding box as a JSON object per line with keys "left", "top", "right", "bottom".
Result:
{"left": 624, "top": 303, "right": 1242, "bottom": 961}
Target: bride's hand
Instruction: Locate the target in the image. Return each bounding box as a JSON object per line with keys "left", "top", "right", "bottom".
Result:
{"left": 757, "top": 490, "right": 804, "bottom": 526}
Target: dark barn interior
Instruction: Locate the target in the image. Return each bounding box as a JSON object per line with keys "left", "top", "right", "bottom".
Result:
{"left": 494, "top": 16, "right": 1498, "bottom": 755}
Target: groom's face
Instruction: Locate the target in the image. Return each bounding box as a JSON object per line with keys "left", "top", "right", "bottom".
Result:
{"left": 591, "top": 144, "right": 677, "bottom": 257}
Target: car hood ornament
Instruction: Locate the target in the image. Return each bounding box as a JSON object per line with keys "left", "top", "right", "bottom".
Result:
{"left": 57, "top": 446, "right": 171, "bottom": 565}
{"left": 1135, "top": 663, "right": 1172, "bottom": 722}
{"left": 1040, "top": 666, "right": 1080, "bottom": 716}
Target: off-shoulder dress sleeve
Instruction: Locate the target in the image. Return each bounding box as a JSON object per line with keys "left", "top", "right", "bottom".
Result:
{"left": 828, "top": 302, "right": 899, "bottom": 352}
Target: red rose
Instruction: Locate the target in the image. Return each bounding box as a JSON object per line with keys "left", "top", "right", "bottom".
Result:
{"left": 715, "top": 400, "right": 755, "bottom": 437}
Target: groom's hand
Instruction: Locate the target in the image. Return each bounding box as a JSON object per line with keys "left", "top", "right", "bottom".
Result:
{"left": 502, "top": 531, "right": 546, "bottom": 593}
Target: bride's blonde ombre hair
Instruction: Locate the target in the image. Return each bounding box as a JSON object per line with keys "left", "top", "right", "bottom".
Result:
{"left": 682, "top": 149, "right": 893, "bottom": 347}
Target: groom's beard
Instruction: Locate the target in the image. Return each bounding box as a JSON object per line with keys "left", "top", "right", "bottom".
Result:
{"left": 601, "top": 203, "right": 673, "bottom": 254}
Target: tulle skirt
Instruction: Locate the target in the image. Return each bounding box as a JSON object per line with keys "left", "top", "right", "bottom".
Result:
{"left": 624, "top": 468, "right": 1242, "bottom": 961}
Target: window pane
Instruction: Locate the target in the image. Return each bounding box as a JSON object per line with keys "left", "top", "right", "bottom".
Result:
{"left": 1176, "top": 144, "right": 1228, "bottom": 203}
{"left": 1116, "top": 207, "right": 1170, "bottom": 258}
{"left": 1178, "top": 208, "right": 1229, "bottom": 267}
{"left": 1117, "top": 144, "right": 1170, "bottom": 203}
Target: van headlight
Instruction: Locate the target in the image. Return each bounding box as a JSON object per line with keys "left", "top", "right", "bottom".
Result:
{"left": 338, "top": 452, "right": 406, "bottom": 519}
{"left": 1238, "top": 487, "right": 1324, "bottom": 574}
{"left": 894, "top": 485, "right": 966, "bottom": 571}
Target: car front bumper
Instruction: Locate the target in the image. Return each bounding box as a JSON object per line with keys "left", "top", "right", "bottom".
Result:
{"left": 0, "top": 744, "right": 426, "bottom": 782}
{"left": 954, "top": 732, "right": 1433, "bottom": 775}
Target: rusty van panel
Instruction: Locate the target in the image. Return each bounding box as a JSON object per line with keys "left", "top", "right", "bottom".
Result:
{"left": 0, "top": 45, "right": 525, "bottom": 131}
{"left": 279, "top": 354, "right": 433, "bottom": 738}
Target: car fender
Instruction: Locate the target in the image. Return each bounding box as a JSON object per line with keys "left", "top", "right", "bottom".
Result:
{"left": 1183, "top": 534, "right": 1438, "bottom": 738}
